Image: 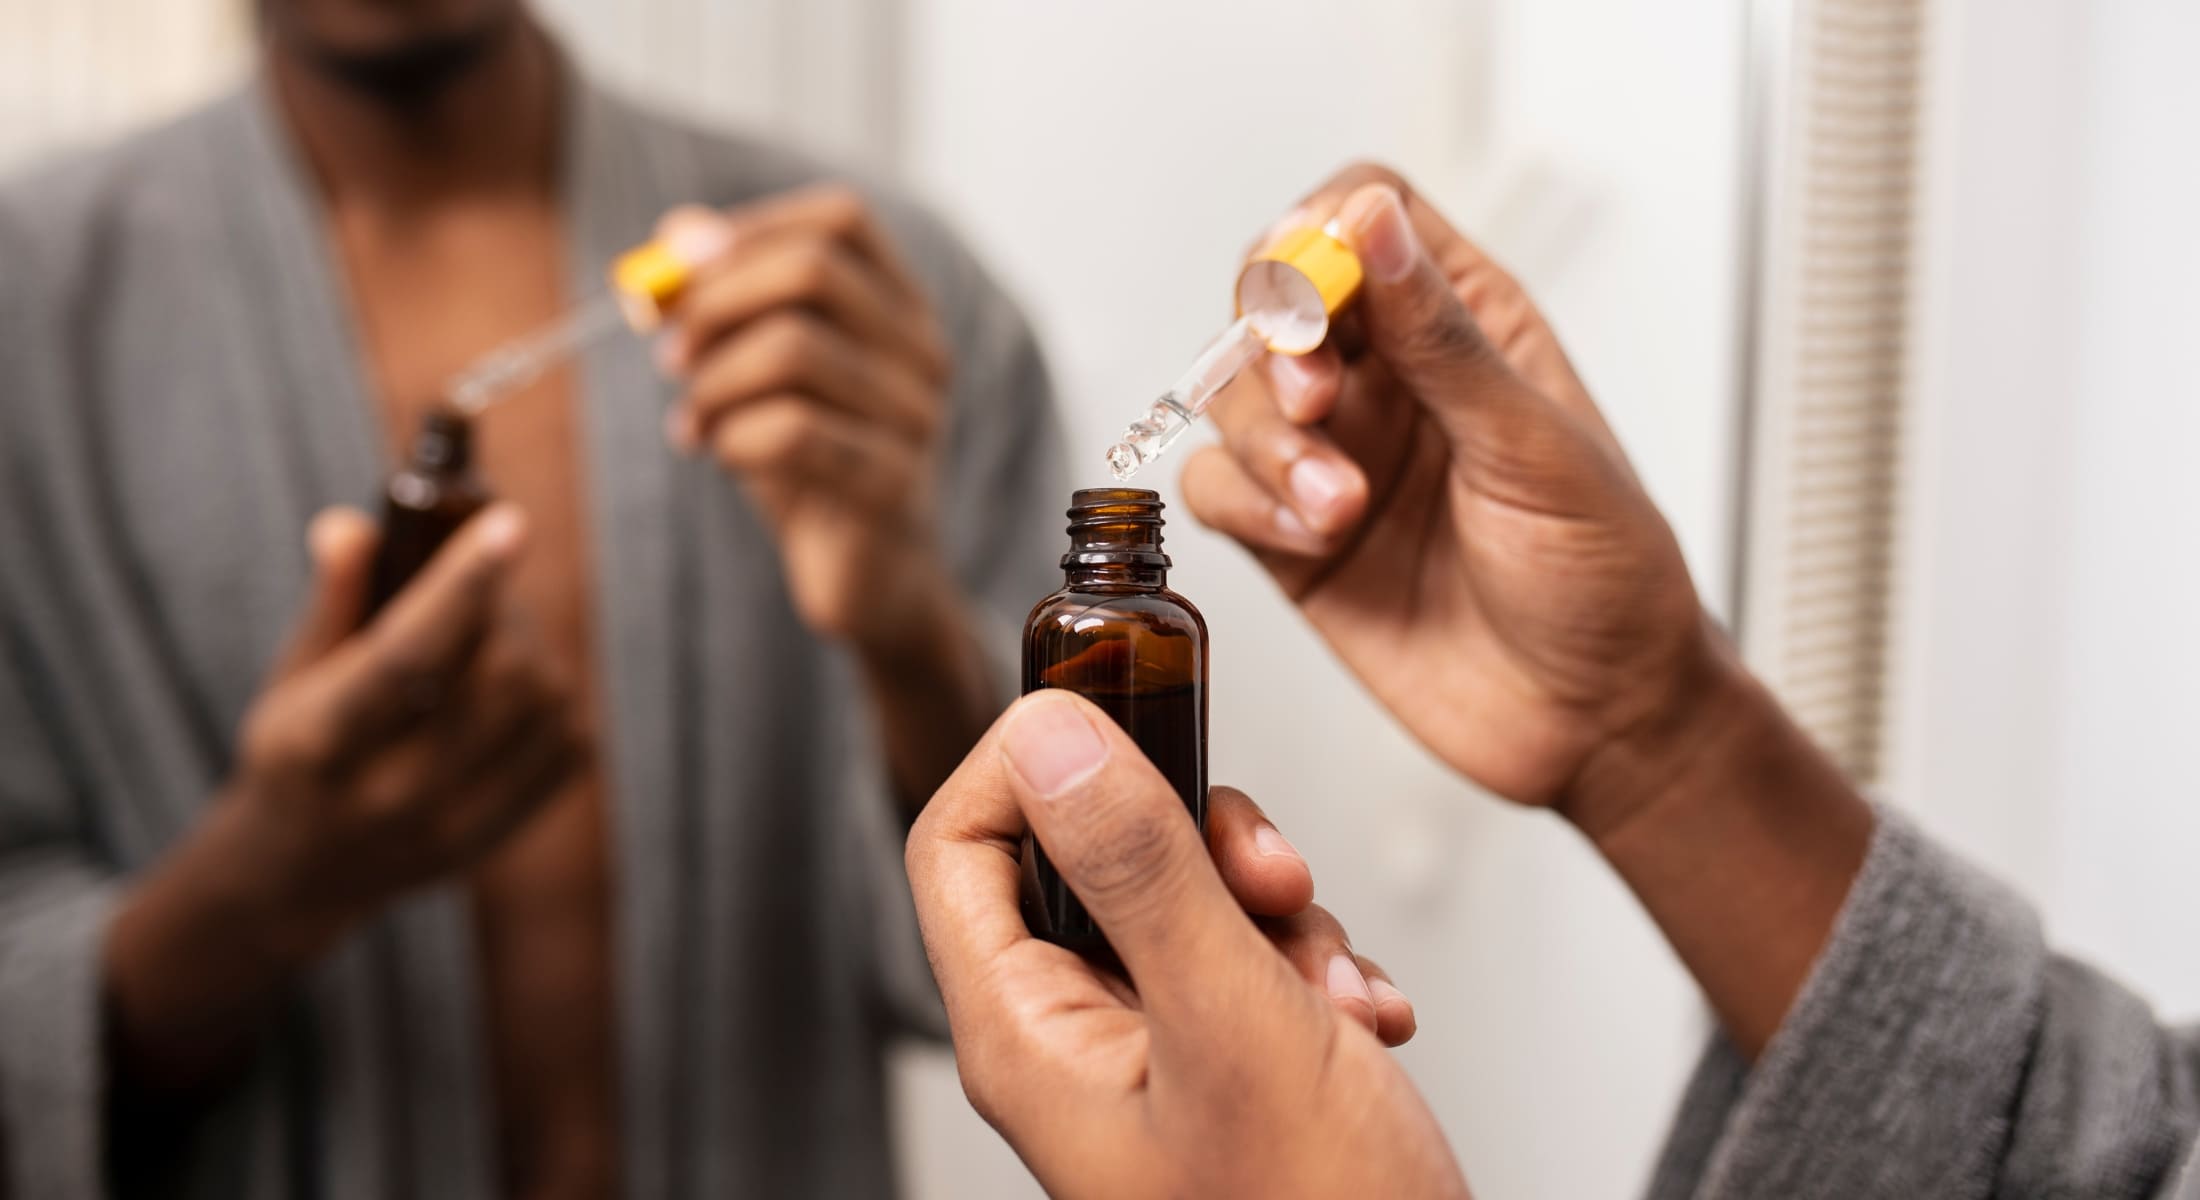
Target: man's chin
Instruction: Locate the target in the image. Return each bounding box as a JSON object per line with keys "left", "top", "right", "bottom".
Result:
{"left": 287, "top": 9, "right": 520, "bottom": 108}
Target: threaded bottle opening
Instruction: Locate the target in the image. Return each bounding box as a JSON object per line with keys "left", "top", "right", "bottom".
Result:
{"left": 1063, "top": 487, "right": 1168, "bottom": 571}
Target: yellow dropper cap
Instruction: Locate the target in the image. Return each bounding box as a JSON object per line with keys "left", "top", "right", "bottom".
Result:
{"left": 609, "top": 241, "right": 692, "bottom": 331}
{"left": 1236, "top": 223, "right": 1364, "bottom": 355}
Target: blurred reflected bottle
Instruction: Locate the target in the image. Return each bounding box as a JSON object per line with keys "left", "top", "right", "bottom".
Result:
{"left": 1021, "top": 487, "right": 1209, "bottom": 955}
{"left": 365, "top": 408, "right": 491, "bottom": 619}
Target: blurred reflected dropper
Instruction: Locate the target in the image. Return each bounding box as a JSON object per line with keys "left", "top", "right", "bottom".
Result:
{"left": 441, "top": 239, "right": 698, "bottom": 415}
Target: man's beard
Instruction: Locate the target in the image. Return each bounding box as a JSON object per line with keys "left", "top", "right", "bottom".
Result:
{"left": 284, "top": 10, "right": 520, "bottom": 110}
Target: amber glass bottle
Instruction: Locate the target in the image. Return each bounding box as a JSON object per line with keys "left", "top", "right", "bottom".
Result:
{"left": 365, "top": 408, "right": 491, "bottom": 619}
{"left": 1021, "top": 488, "right": 1209, "bottom": 954}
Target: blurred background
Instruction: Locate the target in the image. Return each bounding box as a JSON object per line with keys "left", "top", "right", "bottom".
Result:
{"left": 3, "top": 0, "right": 2192, "bottom": 1195}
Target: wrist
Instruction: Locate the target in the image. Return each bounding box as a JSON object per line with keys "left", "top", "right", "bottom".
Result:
{"left": 843, "top": 557, "right": 1003, "bottom": 812}
{"left": 1559, "top": 615, "right": 1876, "bottom": 1057}
{"left": 1558, "top": 617, "right": 1764, "bottom": 847}
{"left": 103, "top": 788, "right": 357, "bottom": 1095}
{"left": 846, "top": 555, "right": 970, "bottom": 680}
{"left": 192, "top": 787, "right": 362, "bottom": 966}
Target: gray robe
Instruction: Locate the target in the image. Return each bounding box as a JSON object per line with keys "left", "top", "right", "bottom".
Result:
{"left": 1647, "top": 808, "right": 2200, "bottom": 1198}
{"left": 0, "top": 71, "right": 1064, "bottom": 1198}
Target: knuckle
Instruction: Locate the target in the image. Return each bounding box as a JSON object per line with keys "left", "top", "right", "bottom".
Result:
{"left": 921, "top": 341, "right": 953, "bottom": 386}
{"left": 1262, "top": 424, "right": 1314, "bottom": 475}
{"left": 1339, "top": 158, "right": 1410, "bottom": 195}
{"left": 741, "top": 400, "right": 820, "bottom": 463}
{"left": 905, "top": 386, "right": 946, "bottom": 439}
{"left": 901, "top": 817, "right": 934, "bottom": 882}
{"left": 710, "top": 420, "right": 747, "bottom": 468}
{"left": 244, "top": 705, "right": 329, "bottom": 773}
{"left": 1218, "top": 404, "right": 1296, "bottom": 472}
{"left": 365, "top": 627, "right": 439, "bottom": 684}
{"left": 1204, "top": 376, "right": 1273, "bottom": 438}
{"left": 1399, "top": 304, "right": 1495, "bottom": 368}
{"left": 953, "top": 1046, "right": 1006, "bottom": 1128}
{"left": 239, "top": 705, "right": 289, "bottom": 763}
{"left": 287, "top": 724, "right": 341, "bottom": 772}
{"left": 789, "top": 241, "right": 838, "bottom": 293}
{"left": 810, "top": 185, "right": 869, "bottom": 234}
{"left": 779, "top": 404, "right": 829, "bottom": 453}
{"left": 950, "top": 969, "right": 1049, "bottom": 1129}
{"left": 759, "top": 313, "right": 825, "bottom": 378}
{"left": 1300, "top": 902, "right": 1349, "bottom": 946}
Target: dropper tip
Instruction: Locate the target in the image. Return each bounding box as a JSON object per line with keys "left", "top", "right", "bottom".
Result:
{"left": 1104, "top": 443, "right": 1143, "bottom": 481}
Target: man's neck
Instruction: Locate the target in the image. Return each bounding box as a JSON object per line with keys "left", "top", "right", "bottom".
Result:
{"left": 268, "top": 18, "right": 561, "bottom": 215}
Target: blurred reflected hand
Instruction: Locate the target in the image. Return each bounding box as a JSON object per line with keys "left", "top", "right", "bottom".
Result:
{"left": 105, "top": 506, "right": 584, "bottom": 1094}
{"left": 652, "top": 187, "right": 957, "bottom": 651}
{"left": 1184, "top": 164, "right": 1718, "bottom": 838}
{"left": 906, "top": 690, "right": 1463, "bottom": 1200}
{"left": 221, "top": 505, "right": 585, "bottom": 932}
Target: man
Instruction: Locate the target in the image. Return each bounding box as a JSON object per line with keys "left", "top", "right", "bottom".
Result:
{"left": 907, "top": 168, "right": 2200, "bottom": 1197}
{"left": 0, "top": 1, "right": 1062, "bottom": 1196}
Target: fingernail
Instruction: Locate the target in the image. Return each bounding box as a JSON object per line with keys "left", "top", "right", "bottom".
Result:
{"left": 1368, "top": 977, "right": 1410, "bottom": 1009}
{"left": 477, "top": 505, "right": 526, "bottom": 557}
{"left": 665, "top": 220, "right": 735, "bottom": 267}
{"left": 1001, "top": 695, "right": 1110, "bottom": 799}
{"left": 1269, "top": 352, "right": 1320, "bottom": 421}
{"left": 1253, "top": 824, "right": 1302, "bottom": 862}
{"left": 1345, "top": 185, "right": 1418, "bottom": 282}
{"left": 1326, "top": 954, "right": 1373, "bottom": 1008}
{"left": 1288, "top": 456, "right": 1351, "bottom": 524}
{"left": 1273, "top": 504, "right": 1319, "bottom": 550}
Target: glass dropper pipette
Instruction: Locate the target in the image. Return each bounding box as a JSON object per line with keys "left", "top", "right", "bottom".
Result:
{"left": 442, "top": 240, "right": 698, "bottom": 415}
{"left": 1105, "top": 221, "right": 1365, "bottom": 481}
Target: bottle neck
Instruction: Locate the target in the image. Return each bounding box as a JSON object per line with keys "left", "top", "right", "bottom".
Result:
{"left": 1059, "top": 488, "right": 1170, "bottom": 592}
{"left": 410, "top": 409, "right": 474, "bottom": 473}
{"left": 1062, "top": 560, "right": 1168, "bottom": 591}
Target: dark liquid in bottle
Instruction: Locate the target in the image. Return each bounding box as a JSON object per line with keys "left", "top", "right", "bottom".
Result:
{"left": 365, "top": 409, "right": 490, "bottom": 620}
{"left": 1022, "top": 626, "right": 1208, "bottom": 955}
{"left": 1020, "top": 487, "right": 1206, "bottom": 957}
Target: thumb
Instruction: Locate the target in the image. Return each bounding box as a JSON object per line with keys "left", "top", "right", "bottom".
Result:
{"left": 1335, "top": 183, "right": 1541, "bottom": 448}
{"left": 997, "top": 692, "right": 1330, "bottom": 1066}
{"left": 271, "top": 507, "right": 378, "bottom": 680}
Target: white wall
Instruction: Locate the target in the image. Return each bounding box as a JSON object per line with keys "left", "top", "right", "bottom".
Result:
{"left": 1899, "top": 0, "right": 2200, "bottom": 1015}
{"left": 2052, "top": 0, "right": 2200, "bottom": 1015}
{"left": 534, "top": 0, "right": 904, "bottom": 170}
{"left": 892, "top": 3, "right": 1746, "bottom": 1196}
{"left": 0, "top": 1, "right": 246, "bottom": 166}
